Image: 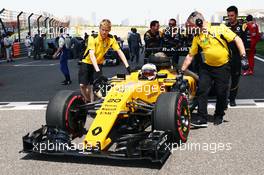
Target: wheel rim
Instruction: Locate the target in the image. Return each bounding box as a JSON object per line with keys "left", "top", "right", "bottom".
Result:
{"left": 176, "top": 96, "right": 190, "bottom": 142}
{"left": 65, "top": 95, "right": 86, "bottom": 136}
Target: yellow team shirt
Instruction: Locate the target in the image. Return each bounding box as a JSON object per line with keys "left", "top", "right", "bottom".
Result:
{"left": 189, "top": 23, "right": 237, "bottom": 67}
{"left": 82, "top": 34, "right": 120, "bottom": 64}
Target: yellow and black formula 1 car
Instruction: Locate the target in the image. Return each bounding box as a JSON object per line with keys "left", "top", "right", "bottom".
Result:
{"left": 22, "top": 47, "right": 198, "bottom": 164}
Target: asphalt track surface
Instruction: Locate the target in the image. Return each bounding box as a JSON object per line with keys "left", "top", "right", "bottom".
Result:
{"left": 0, "top": 55, "right": 264, "bottom": 101}
{"left": 0, "top": 56, "right": 264, "bottom": 174}
{"left": 0, "top": 109, "right": 263, "bottom": 175}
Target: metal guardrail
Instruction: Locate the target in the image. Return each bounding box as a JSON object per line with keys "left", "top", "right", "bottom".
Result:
{"left": 0, "top": 8, "right": 70, "bottom": 41}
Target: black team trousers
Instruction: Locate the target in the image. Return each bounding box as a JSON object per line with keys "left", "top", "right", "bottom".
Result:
{"left": 197, "top": 62, "right": 231, "bottom": 119}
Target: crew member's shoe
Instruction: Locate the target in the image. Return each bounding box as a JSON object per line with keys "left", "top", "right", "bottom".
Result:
{"left": 248, "top": 70, "right": 254, "bottom": 75}
{"left": 62, "top": 80, "right": 72, "bottom": 85}
{"left": 61, "top": 75, "right": 72, "bottom": 85}
{"left": 191, "top": 116, "right": 208, "bottom": 128}
{"left": 61, "top": 80, "right": 72, "bottom": 85}
{"left": 224, "top": 102, "right": 228, "bottom": 110}
{"left": 229, "top": 100, "right": 236, "bottom": 106}
{"left": 242, "top": 70, "right": 250, "bottom": 76}
{"left": 214, "top": 115, "right": 224, "bottom": 125}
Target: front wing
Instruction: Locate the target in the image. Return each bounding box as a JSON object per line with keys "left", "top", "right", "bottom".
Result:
{"left": 22, "top": 126, "right": 172, "bottom": 164}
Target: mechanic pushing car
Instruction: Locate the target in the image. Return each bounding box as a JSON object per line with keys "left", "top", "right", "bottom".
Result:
{"left": 226, "top": 6, "right": 247, "bottom": 106}
{"left": 144, "top": 20, "right": 163, "bottom": 57}
{"left": 181, "top": 11, "right": 248, "bottom": 127}
{"left": 79, "top": 19, "right": 130, "bottom": 102}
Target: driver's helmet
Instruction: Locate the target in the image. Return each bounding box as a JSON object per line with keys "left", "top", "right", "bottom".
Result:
{"left": 140, "top": 63, "right": 157, "bottom": 80}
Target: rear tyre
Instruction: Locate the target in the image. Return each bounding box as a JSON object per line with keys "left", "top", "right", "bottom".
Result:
{"left": 46, "top": 90, "right": 87, "bottom": 138}
{"left": 153, "top": 92, "right": 190, "bottom": 143}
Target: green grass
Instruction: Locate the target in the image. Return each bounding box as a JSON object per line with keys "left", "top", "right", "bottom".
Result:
{"left": 256, "top": 40, "right": 264, "bottom": 57}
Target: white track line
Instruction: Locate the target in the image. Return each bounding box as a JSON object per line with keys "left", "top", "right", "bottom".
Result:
{"left": 13, "top": 59, "right": 73, "bottom": 67}
{"left": 0, "top": 56, "right": 27, "bottom": 63}
{"left": 13, "top": 60, "right": 42, "bottom": 66}
{"left": 14, "top": 64, "right": 59, "bottom": 67}
{"left": 0, "top": 101, "right": 48, "bottom": 110}
{"left": 0, "top": 99, "right": 264, "bottom": 110}
{"left": 255, "top": 56, "right": 264, "bottom": 63}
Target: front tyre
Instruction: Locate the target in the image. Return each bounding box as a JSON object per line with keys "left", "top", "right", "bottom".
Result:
{"left": 46, "top": 90, "right": 87, "bottom": 138}
{"left": 153, "top": 92, "right": 190, "bottom": 143}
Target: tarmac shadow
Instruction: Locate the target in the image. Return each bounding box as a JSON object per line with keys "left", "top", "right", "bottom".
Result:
{"left": 21, "top": 153, "right": 163, "bottom": 169}
{"left": 191, "top": 113, "right": 230, "bottom": 127}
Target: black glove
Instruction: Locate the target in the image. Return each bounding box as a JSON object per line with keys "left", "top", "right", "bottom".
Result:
{"left": 171, "top": 69, "right": 188, "bottom": 92}
{"left": 175, "top": 69, "right": 184, "bottom": 88}
{"left": 126, "top": 66, "right": 131, "bottom": 74}
{"left": 93, "top": 70, "right": 102, "bottom": 81}
{"left": 179, "top": 79, "right": 188, "bottom": 92}
{"left": 241, "top": 55, "right": 249, "bottom": 71}
{"left": 177, "top": 69, "right": 184, "bottom": 81}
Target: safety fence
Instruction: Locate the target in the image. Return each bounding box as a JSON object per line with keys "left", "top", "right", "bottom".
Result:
{"left": 0, "top": 8, "right": 69, "bottom": 58}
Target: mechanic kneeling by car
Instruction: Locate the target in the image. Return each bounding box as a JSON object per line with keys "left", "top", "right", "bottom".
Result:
{"left": 180, "top": 11, "right": 248, "bottom": 127}
{"left": 79, "top": 19, "right": 131, "bottom": 102}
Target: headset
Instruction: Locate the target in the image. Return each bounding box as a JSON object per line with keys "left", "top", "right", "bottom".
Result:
{"left": 196, "top": 18, "right": 203, "bottom": 28}
{"left": 190, "top": 12, "right": 203, "bottom": 28}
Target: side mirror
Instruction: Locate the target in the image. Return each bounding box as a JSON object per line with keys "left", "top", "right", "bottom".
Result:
{"left": 117, "top": 74, "right": 126, "bottom": 80}
{"left": 157, "top": 73, "right": 168, "bottom": 79}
